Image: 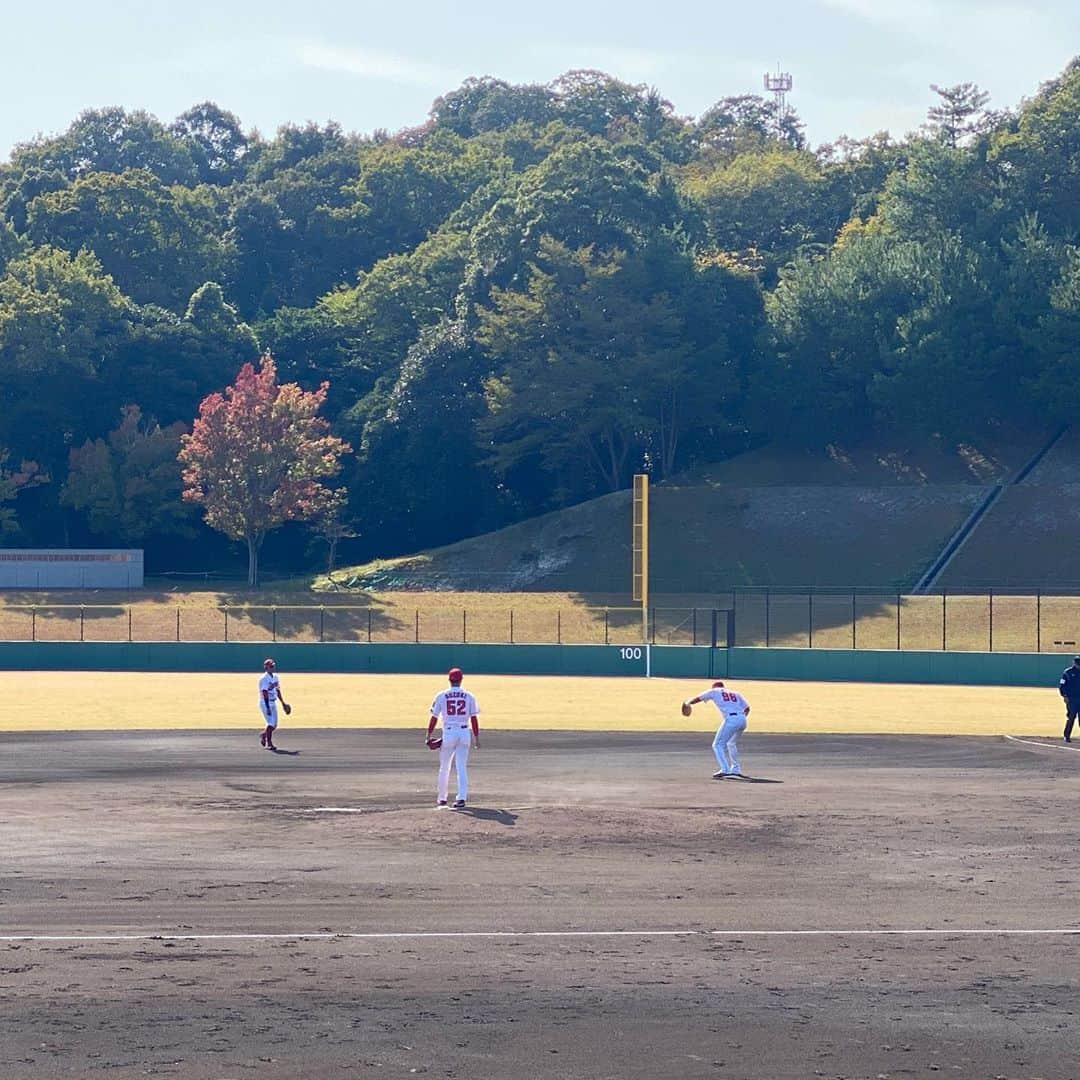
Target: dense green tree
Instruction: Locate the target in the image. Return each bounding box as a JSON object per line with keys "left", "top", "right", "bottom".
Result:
{"left": 696, "top": 95, "right": 806, "bottom": 155}
{"left": 352, "top": 320, "right": 504, "bottom": 555}
{"left": 344, "top": 135, "right": 506, "bottom": 264}
{"left": 25, "top": 169, "right": 228, "bottom": 310}
{"left": 116, "top": 284, "right": 259, "bottom": 425}
{"left": 476, "top": 236, "right": 750, "bottom": 493}
{"left": 61, "top": 405, "right": 192, "bottom": 542}
{"left": 226, "top": 142, "right": 363, "bottom": 315}
{"left": 682, "top": 148, "right": 828, "bottom": 274}
{"left": 9, "top": 106, "right": 198, "bottom": 184}
{"left": 431, "top": 77, "right": 558, "bottom": 136}
{"left": 324, "top": 225, "right": 472, "bottom": 396}
{"left": 0, "top": 246, "right": 130, "bottom": 469}
{"left": 989, "top": 60, "right": 1080, "bottom": 235}
{"left": 170, "top": 102, "right": 252, "bottom": 185}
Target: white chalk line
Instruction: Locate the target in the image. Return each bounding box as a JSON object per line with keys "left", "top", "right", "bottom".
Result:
{"left": 5, "top": 928, "right": 1080, "bottom": 943}
{"left": 1004, "top": 734, "right": 1080, "bottom": 753}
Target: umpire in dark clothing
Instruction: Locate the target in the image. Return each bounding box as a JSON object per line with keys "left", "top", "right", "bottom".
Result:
{"left": 1060, "top": 656, "right": 1080, "bottom": 742}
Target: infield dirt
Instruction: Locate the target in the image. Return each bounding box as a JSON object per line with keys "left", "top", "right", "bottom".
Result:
{"left": 3, "top": 728, "right": 1080, "bottom": 1078}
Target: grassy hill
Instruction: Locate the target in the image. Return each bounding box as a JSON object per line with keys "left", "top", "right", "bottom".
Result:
{"left": 326, "top": 435, "right": 1044, "bottom": 595}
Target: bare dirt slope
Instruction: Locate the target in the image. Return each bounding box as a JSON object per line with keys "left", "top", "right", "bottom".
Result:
{"left": 3, "top": 728, "right": 1080, "bottom": 1079}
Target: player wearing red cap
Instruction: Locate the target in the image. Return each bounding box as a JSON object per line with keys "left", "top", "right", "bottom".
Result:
{"left": 258, "top": 657, "right": 290, "bottom": 751}
{"left": 427, "top": 667, "right": 480, "bottom": 808}
{"left": 682, "top": 680, "right": 750, "bottom": 778}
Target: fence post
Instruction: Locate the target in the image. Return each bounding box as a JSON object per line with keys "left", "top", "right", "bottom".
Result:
{"left": 272, "top": 606, "right": 277, "bottom": 643}
{"left": 319, "top": 606, "right": 325, "bottom": 643}
{"left": 80, "top": 605, "right": 85, "bottom": 642}
{"left": 176, "top": 607, "right": 181, "bottom": 643}
{"left": 415, "top": 610, "right": 420, "bottom": 644}
{"left": 808, "top": 593, "right": 813, "bottom": 649}
{"left": 989, "top": 591, "right": 993, "bottom": 652}
{"left": 942, "top": 591, "right": 947, "bottom": 651}
{"left": 651, "top": 607, "right": 656, "bottom": 645}
{"left": 223, "top": 607, "right": 228, "bottom": 643}
{"left": 852, "top": 592, "right": 856, "bottom": 649}
{"left": 765, "top": 589, "right": 771, "bottom": 647}
{"left": 128, "top": 607, "right": 133, "bottom": 644}
{"left": 368, "top": 608, "right": 372, "bottom": 643}
{"left": 692, "top": 608, "right": 697, "bottom": 646}
{"left": 463, "top": 609, "right": 467, "bottom": 644}
{"left": 896, "top": 594, "right": 901, "bottom": 650}
{"left": 604, "top": 608, "right": 609, "bottom": 645}
{"left": 1037, "top": 591, "right": 1041, "bottom": 652}
{"left": 31, "top": 607, "right": 36, "bottom": 642}
{"left": 711, "top": 609, "right": 719, "bottom": 649}
{"left": 557, "top": 610, "right": 562, "bottom": 645}
{"left": 510, "top": 609, "right": 514, "bottom": 645}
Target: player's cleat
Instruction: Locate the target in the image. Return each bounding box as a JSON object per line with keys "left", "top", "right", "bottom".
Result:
{"left": 452, "top": 799, "right": 466, "bottom": 809}
{"left": 437, "top": 800, "right": 448, "bottom": 808}
{"left": 260, "top": 732, "right": 266, "bottom": 747}
{"left": 712, "top": 770, "right": 727, "bottom": 779}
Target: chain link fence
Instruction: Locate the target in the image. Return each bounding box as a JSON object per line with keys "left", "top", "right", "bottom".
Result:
{"left": 0, "top": 593, "right": 1076, "bottom": 651}
{"left": 0, "top": 605, "right": 730, "bottom": 647}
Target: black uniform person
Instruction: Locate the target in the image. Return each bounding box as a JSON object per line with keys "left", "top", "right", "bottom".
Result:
{"left": 1060, "top": 656, "right": 1080, "bottom": 742}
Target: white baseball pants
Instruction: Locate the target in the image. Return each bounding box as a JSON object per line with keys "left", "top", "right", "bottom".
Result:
{"left": 712, "top": 715, "right": 746, "bottom": 775}
{"left": 438, "top": 728, "right": 471, "bottom": 801}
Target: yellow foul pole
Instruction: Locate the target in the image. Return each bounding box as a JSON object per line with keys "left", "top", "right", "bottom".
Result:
{"left": 632, "top": 474, "right": 649, "bottom": 668}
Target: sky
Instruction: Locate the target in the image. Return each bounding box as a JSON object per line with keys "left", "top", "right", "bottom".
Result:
{"left": 1, "top": 0, "right": 1076, "bottom": 160}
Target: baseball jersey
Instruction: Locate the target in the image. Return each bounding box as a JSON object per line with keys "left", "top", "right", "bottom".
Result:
{"left": 259, "top": 672, "right": 281, "bottom": 710}
{"left": 431, "top": 687, "right": 479, "bottom": 729}
{"left": 1061, "top": 667, "right": 1080, "bottom": 701}
{"left": 699, "top": 687, "right": 749, "bottom": 717}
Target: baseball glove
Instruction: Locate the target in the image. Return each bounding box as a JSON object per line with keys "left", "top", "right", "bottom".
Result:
{"left": 680, "top": 702, "right": 692, "bottom": 717}
{"left": 282, "top": 703, "right": 292, "bottom": 716}
{"left": 426, "top": 737, "right": 443, "bottom": 750}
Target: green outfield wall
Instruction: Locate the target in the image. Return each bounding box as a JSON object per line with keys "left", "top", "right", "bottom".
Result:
{"left": 0, "top": 642, "right": 1071, "bottom": 687}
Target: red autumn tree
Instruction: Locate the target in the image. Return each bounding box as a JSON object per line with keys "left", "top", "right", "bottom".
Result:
{"left": 178, "top": 355, "right": 351, "bottom": 586}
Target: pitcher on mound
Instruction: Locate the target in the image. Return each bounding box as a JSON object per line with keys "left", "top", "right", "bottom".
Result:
{"left": 427, "top": 667, "right": 480, "bottom": 809}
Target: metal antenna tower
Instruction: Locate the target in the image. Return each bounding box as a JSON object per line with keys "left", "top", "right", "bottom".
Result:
{"left": 763, "top": 65, "right": 793, "bottom": 135}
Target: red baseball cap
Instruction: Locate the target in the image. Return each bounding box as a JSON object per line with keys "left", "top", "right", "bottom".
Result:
{"left": 448, "top": 667, "right": 463, "bottom": 683}
{"left": 264, "top": 658, "right": 276, "bottom": 670}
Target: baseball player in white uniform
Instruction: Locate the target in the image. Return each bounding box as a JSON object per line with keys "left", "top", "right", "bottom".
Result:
{"left": 258, "top": 657, "right": 290, "bottom": 750}
{"left": 683, "top": 680, "right": 750, "bottom": 778}
{"left": 426, "top": 667, "right": 479, "bottom": 809}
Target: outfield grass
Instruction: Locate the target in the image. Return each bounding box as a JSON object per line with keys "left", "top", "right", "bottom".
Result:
{"left": 0, "top": 671, "right": 1063, "bottom": 737}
